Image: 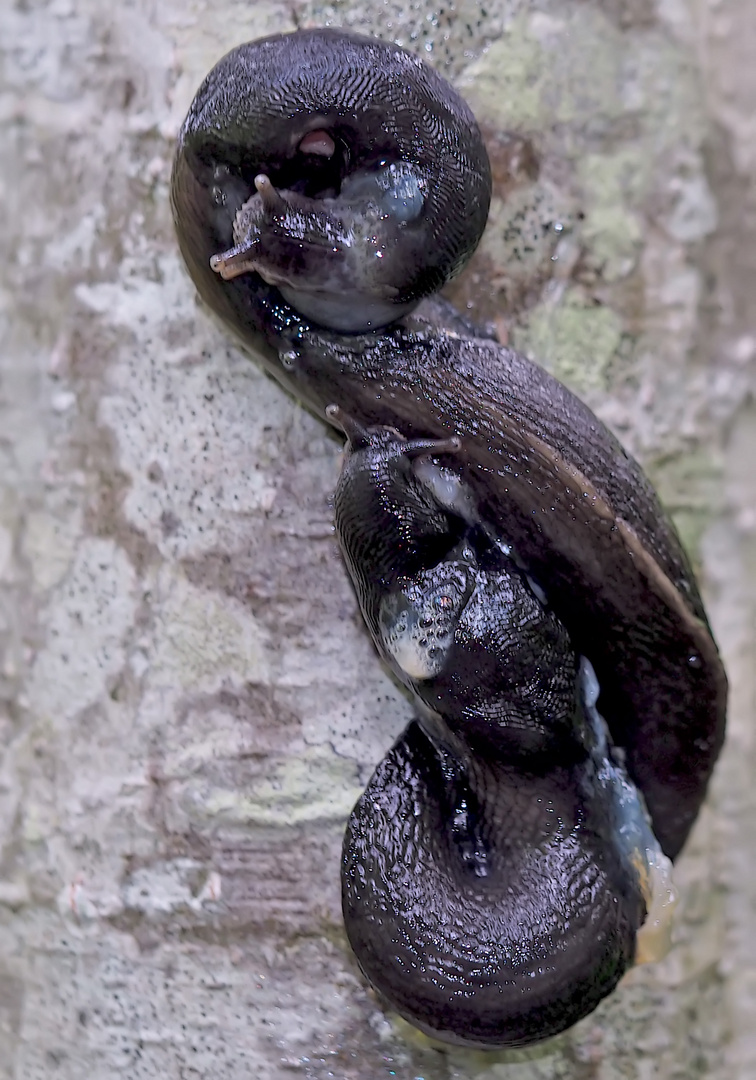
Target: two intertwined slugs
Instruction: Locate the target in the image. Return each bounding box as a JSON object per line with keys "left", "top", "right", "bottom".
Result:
{"left": 171, "top": 27, "right": 726, "bottom": 1048}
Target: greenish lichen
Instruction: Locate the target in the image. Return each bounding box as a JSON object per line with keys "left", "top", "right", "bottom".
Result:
{"left": 513, "top": 291, "right": 623, "bottom": 394}
{"left": 202, "top": 747, "right": 364, "bottom": 826}
{"left": 577, "top": 151, "right": 644, "bottom": 282}
{"left": 648, "top": 449, "right": 725, "bottom": 567}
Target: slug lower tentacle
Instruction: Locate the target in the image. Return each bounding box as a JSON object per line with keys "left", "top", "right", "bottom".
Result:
{"left": 171, "top": 26, "right": 726, "bottom": 1048}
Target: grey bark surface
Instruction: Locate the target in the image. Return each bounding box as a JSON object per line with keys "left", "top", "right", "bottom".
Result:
{"left": 1, "top": 0, "right": 754, "bottom": 1078}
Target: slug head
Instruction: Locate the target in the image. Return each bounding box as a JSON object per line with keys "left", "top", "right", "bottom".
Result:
{"left": 211, "top": 161, "right": 432, "bottom": 331}
{"left": 330, "top": 411, "right": 465, "bottom": 622}
{"left": 333, "top": 412, "right": 584, "bottom": 759}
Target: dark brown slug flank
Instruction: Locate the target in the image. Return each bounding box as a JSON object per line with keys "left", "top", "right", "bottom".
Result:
{"left": 171, "top": 27, "right": 727, "bottom": 1049}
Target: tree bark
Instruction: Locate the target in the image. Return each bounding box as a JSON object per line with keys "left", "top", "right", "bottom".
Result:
{"left": 1, "top": 0, "right": 754, "bottom": 1077}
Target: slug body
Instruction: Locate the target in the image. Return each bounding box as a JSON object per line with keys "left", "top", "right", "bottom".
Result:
{"left": 171, "top": 28, "right": 727, "bottom": 1047}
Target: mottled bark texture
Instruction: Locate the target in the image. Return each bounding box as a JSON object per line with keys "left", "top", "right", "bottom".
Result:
{"left": 1, "top": 0, "right": 754, "bottom": 1077}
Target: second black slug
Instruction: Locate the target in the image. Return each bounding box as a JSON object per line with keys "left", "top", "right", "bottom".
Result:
{"left": 332, "top": 413, "right": 676, "bottom": 1046}
{"left": 170, "top": 27, "right": 727, "bottom": 1049}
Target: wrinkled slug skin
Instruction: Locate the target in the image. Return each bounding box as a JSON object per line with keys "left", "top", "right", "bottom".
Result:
{"left": 171, "top": 33, "right": 726, "bottom": 872}
{"left": 171, "top": 28, "right": 491, "bottom": 332}
{"left": 342, "top": 721, "right": 644, "bottom": 1048}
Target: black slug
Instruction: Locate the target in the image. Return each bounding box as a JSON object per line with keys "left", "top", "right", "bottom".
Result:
{"left": 171, "top": 26, "right": 727, "bottom": 1047}
{"left": 331, "top": 413, "right": 672, "bottom": 1046}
